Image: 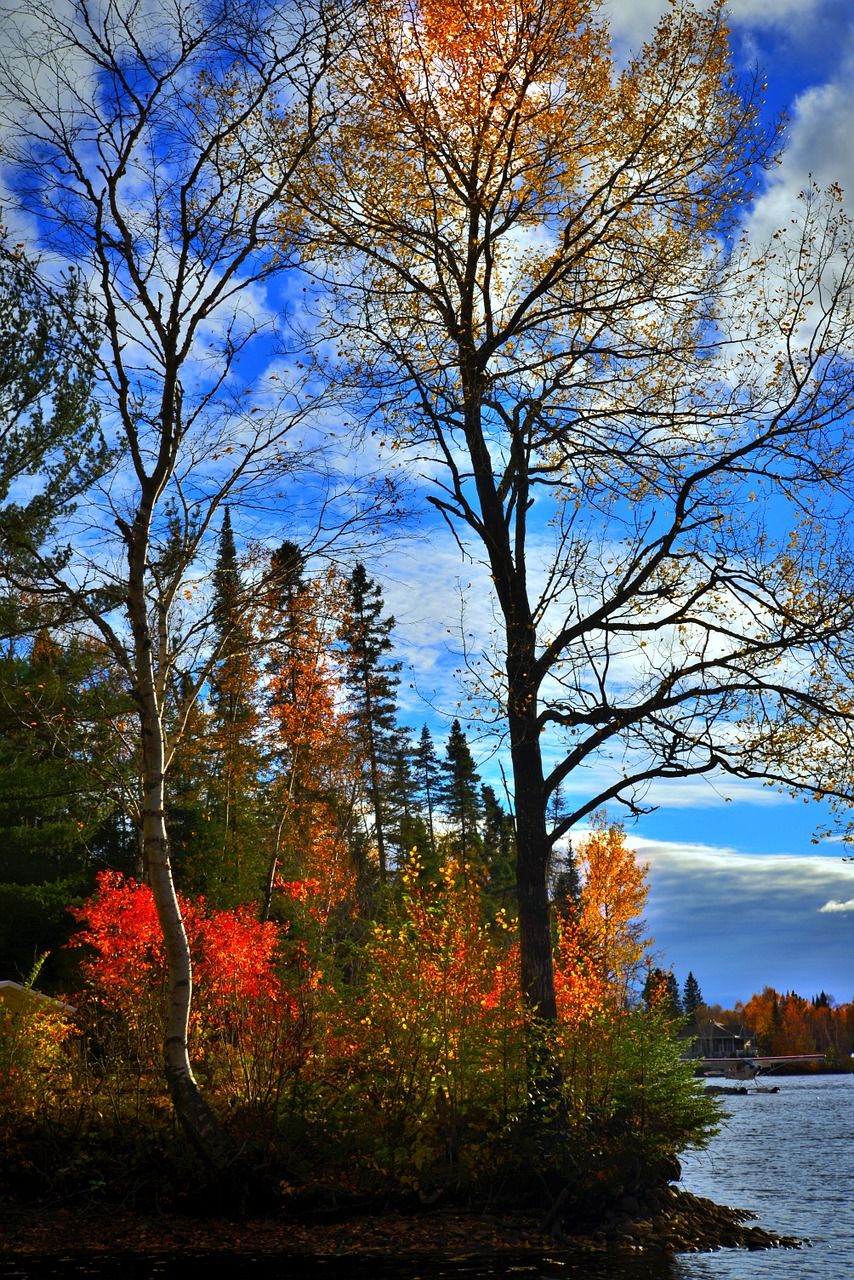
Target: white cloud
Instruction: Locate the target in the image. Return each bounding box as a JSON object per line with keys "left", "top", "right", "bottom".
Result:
{"left": 747, "top": 63, "right": 854, "bottom": 251}
{"left": 623, "top": 832, "right": 854, "bottom": 1005}
{"left": 601, "top": 0, "right": 827, "bottom": 52}
{"left": 727, "top": 0, "right": 824, "bottom": 28}
{"left": 819, "top": 897, "right": 854, "bottom": 914}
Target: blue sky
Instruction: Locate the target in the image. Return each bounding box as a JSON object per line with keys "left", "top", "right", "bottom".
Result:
{"left": 365, "top": 0, "right": 854, "bottom": 1009}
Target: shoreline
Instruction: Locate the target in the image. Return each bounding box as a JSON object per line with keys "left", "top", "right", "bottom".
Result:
{"left": 0, "top": 1187, "right": 803, "bottom": 1262}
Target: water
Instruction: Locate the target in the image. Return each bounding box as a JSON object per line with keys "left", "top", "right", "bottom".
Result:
{"left": 676, "top": 1073, "right": 854, "bottom": 1279}
{"left": 3, "top": 1075, "right": 851, "bottom": 1279}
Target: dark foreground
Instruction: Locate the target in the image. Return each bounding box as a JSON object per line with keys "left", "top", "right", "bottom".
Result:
{"left": 0, "top": 1187, "right": 802, "bottom": 1267}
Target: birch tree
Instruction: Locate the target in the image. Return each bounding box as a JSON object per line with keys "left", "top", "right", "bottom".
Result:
{"left": 0, "top": 0, "right": 369, "bottom": 1165}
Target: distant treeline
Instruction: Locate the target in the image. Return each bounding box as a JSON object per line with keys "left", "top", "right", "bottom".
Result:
{"left": 696, "top": 987, "right": 854, "bottom": 1069}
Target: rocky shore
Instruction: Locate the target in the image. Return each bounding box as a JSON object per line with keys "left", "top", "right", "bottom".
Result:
{"left": 0, "top": 1186, "right": 802, "bottom": 1264}
{"left": 584, "top": 1183, "right": 802, "bottom": 1253}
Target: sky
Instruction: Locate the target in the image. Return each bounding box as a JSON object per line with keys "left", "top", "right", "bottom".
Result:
{"left": 367, "top": 0, "right": 854, "bottom": 1010}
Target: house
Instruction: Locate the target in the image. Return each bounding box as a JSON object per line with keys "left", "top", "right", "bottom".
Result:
{"left": 680, "top": 1019, "right": 754, "bottom": 1060}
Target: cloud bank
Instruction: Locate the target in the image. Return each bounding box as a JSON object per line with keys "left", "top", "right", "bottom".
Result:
{"left": 626, "top": 833, "right": 854, "bottom": 1006}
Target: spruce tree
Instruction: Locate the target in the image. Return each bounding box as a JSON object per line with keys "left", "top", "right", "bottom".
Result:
{"left": 0, "top": 239, "right": 107, "bottom": 636}
{"left": 385, "top": 735, "right": 430, "bottom": 871}
{"left": 337, "top": 563, "right": 401, "bottom": 883}
{"left": 0, "top": 630, "right": 134, "bottom": 884}
{"left": 205, "top": 509, "right": 264, "bottom": 902}
{"left": 552, "top": 840, "right": 582, "bottom": 924}
{"left": 269, "top": 541, "right": 306, "bottom": 637}
{"left": 643, "top": 967, "right": 683, "bottom": 1018}
{"left": 415, "top": 724, "right": 442, "bottom": 863}
{"left": 481, "top": 783, "right": 516, "bottom": 909}
{"left": 665, "top": 971, "right": 683, "bottom": 1017}
{"left": 438, "top": 719, "right": 483, "bottom": 866}
{"left": 683, "top": 971, "right": 704, "bottom": 1017}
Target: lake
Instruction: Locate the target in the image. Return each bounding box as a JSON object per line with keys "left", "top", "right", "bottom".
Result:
{"left": 3, "top": 1074, "right": 851, "bottom": 1279}
{"left": 675, "top": 1072, "right": 854, "bottom": 1279}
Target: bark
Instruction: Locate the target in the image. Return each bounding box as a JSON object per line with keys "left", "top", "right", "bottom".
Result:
{"left": 128, "top": 514, "right": 233, "bottom": 1171}
{"left": 462, "top": 373, "right": 560, "bottom": 1033}
{"left": 511, "top": 725, "right": 557, "bottom": 1021}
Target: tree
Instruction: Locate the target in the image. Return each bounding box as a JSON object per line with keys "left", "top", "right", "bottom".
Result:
{"left": 415, "top": 724, "right": 442, "bottom": 862}
{"left": 0, "top": 629, "right": 135, "bottom": 884}
{"left": 0, "top": 233, "right": 106, "bottom": 635}
{"left": 337, "top": 563, "right": 402, "bottom": 884}
{"left": 263, "top": 560, "right": 359, "bottom": 923}
{"left": 438, "top": 718, "right": 483, "bottom": 866}
{"left": 566, "top": 818, "right": 649, "bottom": 992}
{"left": 205, "top": 510, "right": 266, "bottom": 904}
{"left": 384, "top": 733, "right": 432, "bottom": 870}
{"left": 296, "top": 0, "right": 854, "bottom": 1045}
{"left": 645, "top": 968, "right": 683, "bottom": 1020}
{"left": 683, "top": 972, "right": 704, "bottom": 1017}
{"left": 0, "top": 0, "right": 359, "bottom": 1166}
{"left": 481, "top": 783, "right": 516, "bottom": 909}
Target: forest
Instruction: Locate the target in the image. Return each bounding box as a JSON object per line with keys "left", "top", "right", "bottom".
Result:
{"left": 3, "top": 0, "right": 854, "bottom": 1242}
{"left": 0, "top": 547, "right": 715, "bottom": 1212}
{"left": 645, "top": 970, "right": 854, "bottom": 1067}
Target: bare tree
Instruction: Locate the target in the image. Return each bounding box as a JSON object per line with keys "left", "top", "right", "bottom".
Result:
{"left": 293, "top": 0, "right": 854, "bottom": 1041}
{"left": 0, "top": 0, "right": 375, "bottom": 1165}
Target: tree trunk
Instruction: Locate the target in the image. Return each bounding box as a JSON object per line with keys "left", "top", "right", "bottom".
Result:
{"left": 462, "top": 406, "right": 559, "bottom": 1018}
{"left": 130, "top": 566, "right": 234, "bottom": 1171}
{"left": 506, "top": 650, "right": 558, "bottom": 1020}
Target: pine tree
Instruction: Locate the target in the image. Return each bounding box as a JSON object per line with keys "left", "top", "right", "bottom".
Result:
{"left": 481, "top": 783, "right": 516, "bottom": 909}
{"left": 0, "top": 236, "right": 107, "bottom": 635}
{"left": 337, "top": 564, "right": 401, "bottom": 884}
{"left": 268, "top": 540, "right": 306, "bottom": 644}
{"left": 385, "top": 734, "right": 431, "bottom": 871}
{"left": 414, "top": 725, "right": 441, "bottom": 862}
{"left": 205, "top": 509, "right": 265, "bottom": 903}
{"left": 438, "top": 719, "right": 483, "bottom": 867}
{"left": 0, "top": 630, "right": 135, "bottom": 884}
{"left": 552, "top": 842, "right": 583, "bottom": 925}
{"left": 683, "top": 971, "right": 704, "bottom": 1017}
{"left": 643, "top": 967, "right": 682, "bottom": 1018}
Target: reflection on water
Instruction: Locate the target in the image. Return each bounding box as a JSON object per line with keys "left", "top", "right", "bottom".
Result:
{"left": 4, "top": 1076, "right": 851, "bottom": 1280}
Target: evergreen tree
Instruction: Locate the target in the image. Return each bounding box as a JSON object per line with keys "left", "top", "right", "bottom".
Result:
{"left": 438, "top": 719, "right": 483, "bottom": 866}
{"left": 167, "top": 673, "right": 216, "bottom": 895}
{"left": 552, "top": 841, "right": 582, "bottom": 924}
{"left": 414, "top": 724, "right": 441, "bottom": 862}
{"left": 481, "top": 783, "right": 516, "bottom": 909}
{"left": 263, "top": 563, "right": 360, "bottom": 920}
{"left": 683, "top": 971, "right": 704, "bottom": 1017}
{"left": 0, "top": 237, "right": 107, "bottom": 635}
{"left": 204, "top": 510, "right": 265, "bottom": 903}
{"left": 385, "top": 734, "right": 431, "bottom": 871}
{"left": 643, "top": 967, "right": 682, "bottom": 1018}
{"left": 337, "top": 564, "right": 401, "bottom": 883}
{"left": 0, "top": 629, "right": 136, "bottom": 884}
{"left": 666, "top": 971, "right": 684, "bottom": 1017}
{"left": 268, "top": 540, "right": 306, "bottom": 645}
{"left": 211, "top": 509, "right": 253, "bottom": 705}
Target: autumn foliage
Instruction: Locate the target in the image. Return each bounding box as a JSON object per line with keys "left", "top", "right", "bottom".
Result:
{"left": 0, "top": 822, "right": 715, "bottom": 1202}
{"left": 67, "top": 872, "right": 313, "bottom": 1107}
{"left": 711, "top": 986, "right": 854, "bottom": 1067}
